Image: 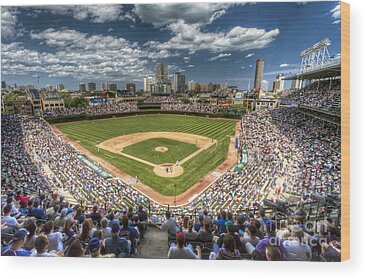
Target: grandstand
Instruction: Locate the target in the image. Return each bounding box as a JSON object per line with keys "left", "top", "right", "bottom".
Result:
{"left": 1, "top": 40, "right": 342, "bottom": 261}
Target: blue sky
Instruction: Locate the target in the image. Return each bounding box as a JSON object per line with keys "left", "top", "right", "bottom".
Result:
{"left": 1, "top": 1, "right": 341, "bottom": 90}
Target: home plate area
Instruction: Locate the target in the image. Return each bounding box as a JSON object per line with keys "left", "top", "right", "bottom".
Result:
{"left": 153, "top": 163, "right": 184, "bottom": 178}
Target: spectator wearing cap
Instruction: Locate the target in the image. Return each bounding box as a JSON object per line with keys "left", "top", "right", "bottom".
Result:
{"left": 209, "top": 234, "right": 241, "bottom": 260}
{"left": 1, "top": 204, "right": 24, "bottom": 229}
{"left": 255, "top": 220, "right": 285, "bottom": 259}
{"left": 89, "top": 237, "right": 115, "bottom": 258}
{"left": 1, "top": 228, "right": 32, "bottom": 256}
{"left": 168, "top": 232, "right": 201, "bottom": 259}
{"left": 43, "top": 220, "right": 63, "bottom": 251}
{"left": 283, "top": 225, "right": 312, "bottom": 261}
{"left": 104, "top": 221, "right": 130, "bottom": 258}
{"left": 32, "top": 235, "right": 62, "bottom": 257}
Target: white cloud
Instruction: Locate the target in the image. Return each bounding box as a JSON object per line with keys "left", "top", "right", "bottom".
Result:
{"left": 133, "top": 3, "right": 232, "bottom": 27}
{"left": 245, "top": 53, "right": 255, "bottom": 58}
{"left": 332, "top": 20, "right": 341, "bottom": 25}
{"left": 36, "top": 5, "right": 134, "bottom": 23}
{"left": 2, "top": 28, "right": 176, "bottom": 82}
{"left": 279, "top": 63, "right": 290, "bottom": 68}
{"left": 208, "top": 53, "right": 231, "bottom": 61}
{"left": 187, "top": 64, "right": 195, "bottom": 68}
{"left": 148, "top": 20, "right": 279, "bottom": 54}
{"left": 330, "top": 4, "right": 340, "bottom": 19}
{"left": 1, "top": 7, "right": 22, "bottom": 39}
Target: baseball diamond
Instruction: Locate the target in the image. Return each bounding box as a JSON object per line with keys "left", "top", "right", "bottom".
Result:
{"left": 56, "top": 115, "right": 237, "bottom": 196}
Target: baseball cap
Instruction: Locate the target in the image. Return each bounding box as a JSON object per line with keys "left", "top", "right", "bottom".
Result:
{"left": 111, "top": 221, "right": 120, "bottom": 233}
{"left": 13, "top": 228, "right": 29, "bottom": 241}
{"left": 225, "top": 221, "right": 234, "bottom": 232}
{"left": 89, "top": 237, "right": 101, "bottom": 253}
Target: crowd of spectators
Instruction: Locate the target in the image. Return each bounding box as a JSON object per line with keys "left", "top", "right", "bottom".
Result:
{"left": 44, "top": 102, "right": 139, "bottom": 117}
{"left": 161, "top": 103, "right": 221, "bottom": 114}
{"left": 281, "top": 79, "right": 341, "bottom": 112}
{"left": 143, "top": 96, "right": 176, "bottom": 103}
{"left": 1, "top": 103, "right": 341, "bottom": 260}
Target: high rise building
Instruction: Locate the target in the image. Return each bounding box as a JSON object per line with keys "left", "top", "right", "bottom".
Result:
{"left": 109, "top": 83, "right": 117, "bottom": 91}
{"left": 155, "top": 63, "right": 168, "bottom": 83}
{"left": 188, "top": 80, "right": 196, "bottom": 92}
{"left": 254, "top": 58, "right": 264, "bottom": 90}
{"left": 260, "top": 80, "right": 269, "bottom": 96}
{"left": 88, "top": 82, "right": 96, "bottom": 92}
{"left": 79, "top": 83, "right": 86, "bottom": 92}
{"left": 125, "top": 83, "right": 136, "bottom": 93}
{"left": 101, "top": 83, "right": 108, "bottom": 91}
{"left": 101, "top": 83, "right": 117, "bottom": 91}
{"left": 143, "top": 77, "right": 155, "bottom": 93}
{"left": 56, "top": 84, "right": 65, "bottom": 92}
{"left": 1, "top": 81, "right": 6, "bottom": 89}
{"left": 173, "top": 72, "right": 185, "bottom": 93}
{"left": 272, "top": 73, "right": 285, "bottom": 93}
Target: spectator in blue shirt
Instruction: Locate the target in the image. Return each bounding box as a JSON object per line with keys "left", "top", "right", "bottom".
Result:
{"left": 119, "top": 215, "right": 139, "bottom": 254}
{"left": 2, "top": 228, "right": 32, "bottom": 256}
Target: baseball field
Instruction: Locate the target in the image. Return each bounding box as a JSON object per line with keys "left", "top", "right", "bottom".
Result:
{"left": 56, "top": 115, "right": 236, "bottom": 196}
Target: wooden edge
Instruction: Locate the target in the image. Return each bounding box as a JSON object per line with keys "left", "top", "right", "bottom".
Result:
{"left": 341, "top": 1, "right": 350, "bottom": 261}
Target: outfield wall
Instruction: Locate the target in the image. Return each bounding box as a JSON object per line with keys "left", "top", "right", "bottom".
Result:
{"left": 44, "top": 109, "right": 242, "bottom": 124}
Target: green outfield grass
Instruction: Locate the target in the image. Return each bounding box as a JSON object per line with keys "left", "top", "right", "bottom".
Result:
{"left": 122, "top": 138, "right": 198, "bottom": 165}
{"left": 57, "top": 115, "right": 236, "bottom": 196}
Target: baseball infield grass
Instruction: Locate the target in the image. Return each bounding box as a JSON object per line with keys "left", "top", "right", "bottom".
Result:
{"left": 57, "top": 115, "right": 236, "bottom": 196}
{"left": 122, "top": 138, "right": 198, "bottom": 165}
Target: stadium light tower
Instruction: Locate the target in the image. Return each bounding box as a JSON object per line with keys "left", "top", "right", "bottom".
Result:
{"left": 300, "top": 38, "right": 332, "bottom": 73}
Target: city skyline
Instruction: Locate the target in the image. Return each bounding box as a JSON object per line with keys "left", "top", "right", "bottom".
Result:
{"left": 1, "top": 2, "right": 341, "bottom": 90}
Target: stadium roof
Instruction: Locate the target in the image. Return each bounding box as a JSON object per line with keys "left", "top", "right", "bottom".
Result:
{"left": 284, "top": 62, "right": 341, "bottom": 80}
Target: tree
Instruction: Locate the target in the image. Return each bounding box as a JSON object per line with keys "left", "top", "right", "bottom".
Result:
{"left": 70, "top": 96, "right": 89, "bottom": 108}
{"left": 59, "top": 92, "right": 72, "bottom": 108}
{"left": 2, "top": 92, "right": 19, "bottom": 104}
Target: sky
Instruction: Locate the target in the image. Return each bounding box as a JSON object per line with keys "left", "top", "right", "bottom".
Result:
{"left": 1, "top": 1, "right": 341, "bottom": 90}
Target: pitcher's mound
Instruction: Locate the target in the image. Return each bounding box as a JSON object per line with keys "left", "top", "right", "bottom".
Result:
{"left": 154, "top": 164, "right": 183, "bottom": 177}
{"left": 155, "top": 146, "right": 168, "bottom": 152}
